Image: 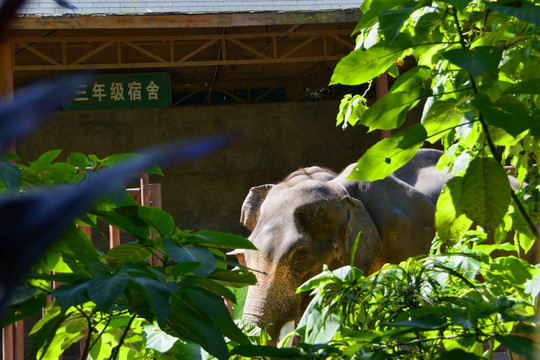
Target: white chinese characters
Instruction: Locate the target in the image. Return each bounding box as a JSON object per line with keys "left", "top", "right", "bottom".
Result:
{"left": 74, "top": 80, "right": 161, "bottom": 103}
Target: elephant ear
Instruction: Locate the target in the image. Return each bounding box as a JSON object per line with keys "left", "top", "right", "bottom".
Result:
{"left": 240, "top": 184, "right": 273, "bottom": 231}
{"left": 343, "top": 196, "right": 382, "bottom": 273}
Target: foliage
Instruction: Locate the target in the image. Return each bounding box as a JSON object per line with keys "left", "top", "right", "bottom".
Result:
{"left": 274, "top": 0, "right": 540, "bottom": 359}
{"left": 227, "top": 0, "right": 540, "bottom": 359}
{"left": 0, "top": 149, "right": 257, "bottom": 360}
{"left": 294, "top": 233, "right": 539, "bottom": 359}
{"left": 332, "top": 0, "right": 539, "bottom": 249}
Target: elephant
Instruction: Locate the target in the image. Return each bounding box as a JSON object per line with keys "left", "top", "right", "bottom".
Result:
{"left": 236, "top": 148, "right": 449, "bottom": 345}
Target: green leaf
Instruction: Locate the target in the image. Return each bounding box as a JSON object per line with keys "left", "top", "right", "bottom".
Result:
{"left": 390, "top": 65, "right": 432, "bottom": 93}
{"left": 95, "top": 207, "right": 150, "bottom": 240}
{"left": 485, "top": 0, "right": 540, "bottom": 25}
{"left": 525, "top": 273, "right": 540, "bottom": 299}
{"left": 458, "top": 157, "right": 512, "bottom": 231}
{"left": 138, "top": 206, "right": 175, "bottom": 237}
{"left": 171, "top": 262, "right": 204, "bottom": 277}
{"left": 167, "top": 293, "right": 229, "bottom": 360}
{"left": 66, "top": 152, "right": 89, "bottom": 170}
{"left": 473, "top": 93, "right": 531, "bottom": 138}
{"left": 336, "top": 94, "right": 368, "bottom": 129}
{"left": 330, "top": 44, "right": 405, "bottom": 86}
{"left": 56, "top": 225, "right": 101, "bottom": 266}
{"left": 0, "top": 160, "right": 21, "bottom": 190}
{"left": 230, "top": 344, "right": 301, "bottom": 357}
{"left": 28, "top": 304, "right": 67, "bottom": 356}
{"left": 207, "top": 268, "right": 257, "bottom": 287}
{"left": 48, "top": 162, "right": 77, "bottom": 183}
{"left": 185, "top": 287, "right": 250, "bottom": 345}
{"left": 435, "top": 349, "right": 483, "bottom": 360}
{"left": 385, "top": 316, "right": 447, "bottom": 329}
{"left": 474, "top": 242, "right": 517, "bottom": 255}
{"left": 360, "top": 90, "right": 422, "bottom": 131}
{"left": 440, "top": 0, "right": 470, "bottom": 11}
{"left": 162, "top": 238, "right": 216, "bottom": 277}
{"left": 347, "top": 124, "right": 427, "bottom": 181}
{"left": 297, "top": 291, "right": 341, "bottom": 344}
{"left": 443, "top": 47, "right": 504, "bottom": 78}
{"left": 30, "top": 149, "right": 62, "bottom": 173}
{"left": 87, "top": 272, "right": 129, "bottom": 312}
{"left": 183, "top": 276, "right": 237, "bottom": 303}
{"left": 129, "top": 275, "right": 178, "bottom": 322}
{"left": 143, "top": 324, "right": 179, "bottom": 354}
{"left": 51, "top": 282, "right": 89, "bottom": 307}
{"left": 190, "top": 230, "right": 257, "bottom": 250}
{"left": 105, "top": 243, "right": 152, "bottom": 267}
{"left": 297, "top": 267, "right": 336, "bottom": 293}
{"left": 354, "top": 0, "right": 408, "bottom": 33}
{"left": 435, "top": 178, "right": 474, "bottom": 242}
{"left": 379, "top": 7, "right": 415, "bottom": 43}
{"left": 422, "top": 98, "right": 464, "bottom": 143}
{"left": 495, "top": 334, "right": 537, "bottom": 360}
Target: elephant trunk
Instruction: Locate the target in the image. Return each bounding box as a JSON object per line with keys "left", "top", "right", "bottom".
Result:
{"left": 242, "top": 265, "right": 300, "bottom": 346}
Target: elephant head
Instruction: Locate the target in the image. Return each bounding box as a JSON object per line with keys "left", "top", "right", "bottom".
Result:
{"left": 236, "top": 150, "right": 448, "bottom": 345}
{"left": 239, "top": 173, "right": 382, "bottom": 345}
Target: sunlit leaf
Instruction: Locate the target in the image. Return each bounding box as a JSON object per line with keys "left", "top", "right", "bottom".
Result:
{"left": 330, "top": 44, "right": 405, "bottom": 86}
{"left": 440, "top": 0, "right": 470, "bottom": 11}
{"left": 459, "top": 157, "right": 512, "bottom": 231}
{"left": 347, "top": 124, "right": 427, "bottom": 181}
{"left": 436, "top": 178, "right": 474, "bottom": 243}
{"left": 379, "top": 7, "right": 415, "bottom": 43}
{"left": 386, "top": 316, "right": 447, "bottom": 329}
{"left": 143, "top": 324, "right": 179, "bottom": 354}
{"left": 361, "top": 90, "right": 422, "bottom": 131}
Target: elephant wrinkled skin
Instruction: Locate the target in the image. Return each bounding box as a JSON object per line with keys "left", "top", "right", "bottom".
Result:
{"left": 238, "top": 149, "right": 449, "bottom": 345}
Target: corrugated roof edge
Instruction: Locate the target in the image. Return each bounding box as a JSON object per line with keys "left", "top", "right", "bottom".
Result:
{"left": 9, "top": 9, "right": 362, "bottom": 29}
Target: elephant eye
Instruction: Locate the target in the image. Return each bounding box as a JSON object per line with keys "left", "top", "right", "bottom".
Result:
{"left": 293, "top": 249, "right": 310, "bottom": 266}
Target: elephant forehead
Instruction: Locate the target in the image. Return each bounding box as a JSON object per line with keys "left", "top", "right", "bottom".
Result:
{"left": 265, "top": 180, "right": 341, "bottom": 208}
{"left": 247, "top": 181, "right": 346, "bottom": 260}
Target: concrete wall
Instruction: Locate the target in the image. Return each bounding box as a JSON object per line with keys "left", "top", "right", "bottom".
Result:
{"left": 18, "top": 101, "right": 379, "bottom": 237}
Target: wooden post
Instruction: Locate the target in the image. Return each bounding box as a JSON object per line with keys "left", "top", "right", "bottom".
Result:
{"left": 14, "top": 322, "right": 23, "bottom": 360}
{"left": 375, "top": 72, "right": 391, "bottom": 140}
{"left": 2, "top": 325, "right": 13, "bottom": 360}
{"left": 1, "top": 37, "right": 15, "bottom": 360}
{"left": 109, "top": 226, "right": 121, "bottom": 249}
{"left": 0, "top": 38, "right": 15, "bottom": 153}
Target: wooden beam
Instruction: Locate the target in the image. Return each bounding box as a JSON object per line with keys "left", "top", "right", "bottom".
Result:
{"left": 8, "top": 10, "right": 362, "bottom": 30}
{"left": 14, "top": 55, "right": 345, "bottom": 71}
{"left": 0, "top": 38, "right": 15, "bottom": 154}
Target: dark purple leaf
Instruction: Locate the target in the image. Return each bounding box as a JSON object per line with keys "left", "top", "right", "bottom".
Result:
{"left": 0, "top": 74, "right": 94, "bottom": 154}
{"left": 0, "top": 135, "right": 232, "bottom": 309}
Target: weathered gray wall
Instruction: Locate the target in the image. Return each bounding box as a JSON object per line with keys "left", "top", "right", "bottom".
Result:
{"left": 19, "top": 101, "right": 379, "bottom": 237}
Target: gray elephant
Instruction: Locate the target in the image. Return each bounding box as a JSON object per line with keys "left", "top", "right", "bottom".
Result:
{"left": 237, "top": 148, "right": 448, "bottom": 345}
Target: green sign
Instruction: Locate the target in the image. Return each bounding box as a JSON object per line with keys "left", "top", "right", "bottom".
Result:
{"left": 63, "top": 73, "right": 171, "bottom": 110}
